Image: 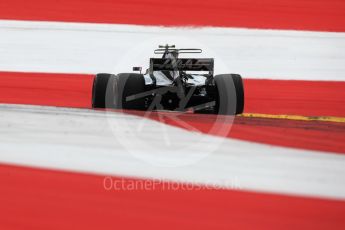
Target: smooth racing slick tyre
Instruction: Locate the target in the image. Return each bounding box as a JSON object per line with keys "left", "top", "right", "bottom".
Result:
{"left": 92, "top": 73, "right": 113, "bottom": 108}
{"left": 92, "top": 73, "right": 146, "bottom": 110}
{"left": 214, "top": 74, "right": 244, "bottom": 115}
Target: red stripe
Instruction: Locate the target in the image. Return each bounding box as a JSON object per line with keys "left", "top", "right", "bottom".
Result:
{"left": 230, "top": 118, "right": 345, "bottom": 154}
{"left": 1, "top": 71, "right": 344, "bottom": 153}
{"left": 0, "top": 164, "right": 344, "bottom": 230}
{"left": 1, "top": 0, "right": 345, "bottom": 32}
{"left": 244, "top": 79, "right": 345, "bottom": 117}
{"left": 0, "top": 71, "right": 93, "bottom": 108}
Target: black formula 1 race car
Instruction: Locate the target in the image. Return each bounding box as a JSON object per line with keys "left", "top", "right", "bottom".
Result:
{"left": 92, "top": 45, "right": 244, "bottom": 115}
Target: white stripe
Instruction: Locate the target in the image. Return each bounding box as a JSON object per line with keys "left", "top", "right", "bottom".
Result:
{"left": 0, "top": 20, "right": 344, "bottom": 81}
{"left": 1, "top": 104, "right": 345, "bottom": 200}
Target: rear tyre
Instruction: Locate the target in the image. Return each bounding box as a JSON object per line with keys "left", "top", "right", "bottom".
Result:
{"left": 105, "top": 73, "right": 147, "bottom": 110}
{"left": 214, "top": 74, "right": 244, "bottom": 115}
{"left": 92, "top": 73, "right": 113, "bottom": 108}
{"left": 231, "top": 74, "right": 244, "bottom": 114}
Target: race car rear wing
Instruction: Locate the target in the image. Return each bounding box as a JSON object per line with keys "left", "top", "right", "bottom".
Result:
{"left": 154, "top": 48, "right": 202, "bottom": 54}
{"left": 149, "top": 58, "right": 214, "bottom": 74}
